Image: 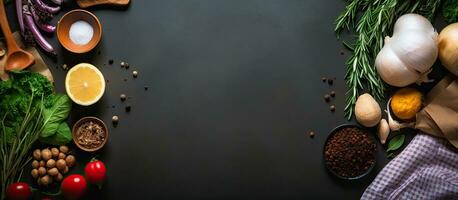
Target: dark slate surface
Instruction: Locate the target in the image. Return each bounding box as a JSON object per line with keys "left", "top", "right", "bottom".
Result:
{"left": 2, "top": 0, "right": 401, "bottom": 199}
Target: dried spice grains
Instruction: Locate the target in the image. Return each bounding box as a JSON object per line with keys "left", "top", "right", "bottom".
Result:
{"left": 75, "top": 121, "right": 106, "bottom": 150}
{"left": 324, "top": 127, "right": 376, "bottom": 178}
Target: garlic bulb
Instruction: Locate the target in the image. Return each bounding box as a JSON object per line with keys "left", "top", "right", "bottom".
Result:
{"left": 376, "top": 14, "right": 438, "bottom": 87}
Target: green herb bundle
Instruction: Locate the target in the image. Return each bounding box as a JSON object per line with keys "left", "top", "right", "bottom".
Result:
{"left": 335, "top": 0, "right": 443, "bottom": 119}
{"left": 0, "top": 71, "right": 72, "bottom": 199}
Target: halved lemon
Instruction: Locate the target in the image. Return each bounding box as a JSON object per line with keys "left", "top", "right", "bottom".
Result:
{"left": 65, "top": 63, "right": 105, "bottom": 106}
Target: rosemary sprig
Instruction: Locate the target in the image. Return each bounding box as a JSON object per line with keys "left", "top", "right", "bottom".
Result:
{"left": 0, "top": 94, "right": 44, "bottom": 200}
{"left": 335, "top": 0, "right": 443, "bottom": 120}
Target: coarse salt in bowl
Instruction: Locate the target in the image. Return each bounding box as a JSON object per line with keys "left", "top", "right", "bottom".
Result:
{"left": 57, "top": 9, "right": 102, "bottom": 53}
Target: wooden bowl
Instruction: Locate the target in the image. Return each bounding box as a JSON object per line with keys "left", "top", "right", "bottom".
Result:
{"left": 57, "top": 9, "right": 102, "bottom": 53}
{"left": 72, "top": 116, "right": 108, "bottom": 152}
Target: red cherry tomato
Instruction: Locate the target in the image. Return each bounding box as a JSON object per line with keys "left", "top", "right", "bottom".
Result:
{"left": 61, "top": 175, "right": 87, "bottom": 200}
{"left": 6, "top": 182, "right": 32, "bottom": 200}
{"left": 84, "top": 160, "right": 106, "bottom": 184}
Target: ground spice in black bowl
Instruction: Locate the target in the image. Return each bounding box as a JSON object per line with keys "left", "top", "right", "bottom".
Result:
{"left": 324, "top": 125, "right": 376, "bottom": 179}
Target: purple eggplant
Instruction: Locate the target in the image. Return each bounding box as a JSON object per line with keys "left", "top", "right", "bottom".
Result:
{"left": 23, "top": 6, "right": 56, "bottom": 55}
{"left": 29, "top": 4, "right": 56, "bottom": 33}
{"left": 31, "top": 0, "right": 60, "bottom": 14}
{"left": 16, "top": 0, "right": 24, "bottom": 33}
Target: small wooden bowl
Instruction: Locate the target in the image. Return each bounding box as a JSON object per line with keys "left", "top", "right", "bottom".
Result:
{"left": 57, "top": 9, "right": 102, "bottom": 53}
{"left": 72, "top": 116, "right": 108, "bottom": 152}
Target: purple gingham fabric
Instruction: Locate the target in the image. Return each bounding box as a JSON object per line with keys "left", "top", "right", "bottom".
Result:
{"left": 362, "top": 133, "right": 458, "bottom": 200}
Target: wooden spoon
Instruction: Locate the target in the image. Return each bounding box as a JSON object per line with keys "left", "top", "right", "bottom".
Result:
{"left": 77, "top": 0, "right": 130, "bottom": 8}
{"left": 0, "top": 0, "right": 34, "bottom": 71}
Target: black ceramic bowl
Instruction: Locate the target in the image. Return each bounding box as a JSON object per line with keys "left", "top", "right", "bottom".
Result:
{"left": 323, "top": 124, "right": 377, "bottom": 180}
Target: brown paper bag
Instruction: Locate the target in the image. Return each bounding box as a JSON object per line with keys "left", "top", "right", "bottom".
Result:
{"left": 0, "top": 32, "right": 53, "bottom": 82}
{"left": 416, "top": 74, "right": 458, "bottom": 148}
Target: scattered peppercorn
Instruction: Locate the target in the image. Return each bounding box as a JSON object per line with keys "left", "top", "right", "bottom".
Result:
{"left": 324, "top": 94, "right": 331, "bottom": 102}
{"left": 327, "top": 78, "right": 333, "bottom": 85}
{"left": 309, "top": 131, "right": 315, "bottom": 138}
{"left": 108, "top": 59, "right": 114, "bottom": 65}
{"left": 324, "top": 127, "right": 376, "bottom": 178}
{"left": 330, "top": 105, "right": 336, "bottom": 112}
{"left": 144, "top": 86, "right": 148, "bottom": 91}
{"left": 120, "top": 61, "right": 127, "bottom": 68}
{"left": 112, "top": 116, "right": 119, "bottom": 124}
{"left": 125, "top": 106, "right": 131, "bottom": 112}
{"left": 111, "top": 105, "right": 115, "bottom": 109}
{"left": 330, "top": 91, "right": 336, "bottom": 97}
{"left": 120, "top": 94, "right": 127, "bottom": 101}
{"left": 132, "top": 70, "right": 138, "bottom": 78}
{"left": 321, "top": 77, "right": 327, "bottom": 82}
{"left": 340, "top": 51, "right": 345, "bottom": 55}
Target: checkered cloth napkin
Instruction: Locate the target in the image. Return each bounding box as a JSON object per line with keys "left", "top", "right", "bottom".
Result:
{"left": 362, "top": 133, "right": 458, "bottom": 200}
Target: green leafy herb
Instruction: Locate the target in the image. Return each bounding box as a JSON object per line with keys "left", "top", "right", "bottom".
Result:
{"left": 41, "top": 94, "right": 72, "bottom": 137}
{"left": 0, "top": 71, "right": 71, "bottom": 199}
{"left": 39, "top": 122, "right": 72, "bottom": 145}
{"left": 443, "top": 0, "right": 458, "bottom": 23}
{"left": 335, "top": 0, "right": 443, "bottom": 119}
{"left": 387, "top": 134, "right": 405, "bottom": 152}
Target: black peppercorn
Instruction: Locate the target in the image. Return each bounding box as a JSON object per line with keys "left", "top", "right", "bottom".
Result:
{"left": 309, "top": 131, "right": 315, "bottom": 138}
{"left": 112, "top": 116, "right": 119, "bottom": 124}
{"left": 120, "top": 94, "right": 127, "bottom": 101}
{"left": 324, "top": 94, "right": 331, "bottom": 102}
{"left": 108, "top": 59, "right": 114, "bottom": 64}
{"left": 330, "top": 91, "right": 336, "bottom": 97}
{"left": 120, "top": 61, "right": 128, "bottom": 68}
{"left": 330, "top": 105, "right": 336, "bottom": 112}
{"left": 327, "top": 79, "right": 333, "bottom": 85}
{"left": 125, "top": 106, "right": 131, "bottom": 112}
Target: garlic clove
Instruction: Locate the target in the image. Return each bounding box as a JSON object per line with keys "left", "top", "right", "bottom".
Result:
{"left": 386, "top": 99, "right": 402, "bottom": 131}
{"left": 375, "top": 46, "right": 420, "bottom": 87}
{"left": 378, "top": 119, "right": 390, "bottom": 144}
{"left": 386, "top": 99, "right": 415, "bottom": 131}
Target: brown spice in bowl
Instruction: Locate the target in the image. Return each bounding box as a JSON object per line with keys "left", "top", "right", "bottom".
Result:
{"left": 76, "top": 121, "right": 106, "bottom": 149}
{"left": 324, "top": 127, "right": 376, "bottom": 178}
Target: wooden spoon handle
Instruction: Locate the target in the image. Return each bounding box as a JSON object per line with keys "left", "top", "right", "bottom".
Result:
{"left": 0, "top": 0, "right": 20, "bottom": 52}
{"left": 77, "top": 0, "right": 130, "bottom": 8}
